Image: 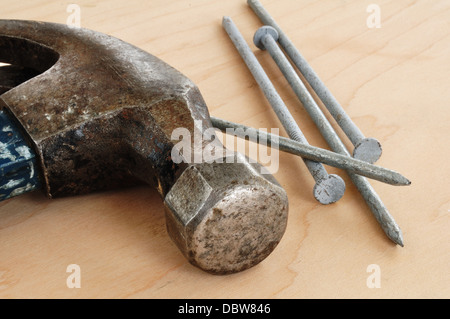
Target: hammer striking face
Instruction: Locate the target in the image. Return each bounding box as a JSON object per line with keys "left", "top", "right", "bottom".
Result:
{"left": 0, "top": 20, "right": 288, "bottom": 274}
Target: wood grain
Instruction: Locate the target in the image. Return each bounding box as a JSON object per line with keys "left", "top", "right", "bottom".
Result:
{"left": 0, "top": 0, "right": 449, "bottom": 298}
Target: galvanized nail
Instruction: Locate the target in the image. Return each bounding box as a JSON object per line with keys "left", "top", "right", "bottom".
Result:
{"left": 210, "top": 116, "right": 411, "bottom": 187}
{"left": 248, "top": 0, "right": 382, "bottom": 164}
{"left": 253, "top": 24, "right": 404, "bottom": 246}
{"left": 222, "top": 16, "right": 345, "bottom": 205}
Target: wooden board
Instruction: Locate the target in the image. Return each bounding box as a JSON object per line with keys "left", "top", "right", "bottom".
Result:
{"left": 0, "top": 0, "right": 448, "bottom": 298}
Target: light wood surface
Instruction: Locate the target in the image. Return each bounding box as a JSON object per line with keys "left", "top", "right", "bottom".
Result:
{"left": 0, "top": 0, "right": 449, "bottom": 299}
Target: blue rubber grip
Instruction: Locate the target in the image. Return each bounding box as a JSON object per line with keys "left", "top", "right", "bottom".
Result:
{"left": 0, "top": 109, "right": 41, "bottom": 201}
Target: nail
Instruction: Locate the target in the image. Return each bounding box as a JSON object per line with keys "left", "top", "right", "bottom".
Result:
{"left": 248, "top": 0, "right": 382, "bottom": 164}
{"left": 210, "top": 116, "right": 411, "bottom": 186}
{"left": 222, "top": 16, "right": 345, "bottom": 205}
{"left": 252, "top": 24, "right": 404, "bottom": 246}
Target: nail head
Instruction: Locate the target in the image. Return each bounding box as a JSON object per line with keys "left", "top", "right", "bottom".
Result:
{"left": 313, "top": 174, "right": 346, "bottom": 205}
{"left": 353, "top": 137, "right": 382, "bottom": 164}
{"left": 253, "top": 26, "right": 279, "bottom": 50}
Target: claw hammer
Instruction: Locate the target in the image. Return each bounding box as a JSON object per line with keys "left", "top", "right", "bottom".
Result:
{"left": 0, "top": 20, "right": 289, "bottom": 275}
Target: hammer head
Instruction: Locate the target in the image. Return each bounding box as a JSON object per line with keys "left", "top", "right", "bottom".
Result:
{"left": 165, "top": 155, "right": 288, "bottom": 274}
{"left": 0, "top": 20, "right": 288, "bottom": 274}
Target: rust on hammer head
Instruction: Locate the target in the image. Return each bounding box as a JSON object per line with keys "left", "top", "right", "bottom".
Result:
{"left": 0, "top": 20, "right": 210, "bottom": 197}
{"left": 0, "top": 20, "right": 289, "bottom": 274}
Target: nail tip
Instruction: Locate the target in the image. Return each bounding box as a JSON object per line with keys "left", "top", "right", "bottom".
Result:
{"left": 395, "top": 235, "right": 404, "bottom": 247}
{"left": 394, "top": 231, "right": 404, "bottom": 247}
{"left": 395, "top": 175, "right": 411, "bottom": 186}
{"left": 402, "top": 179, "right": 412, "bottom": 186}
